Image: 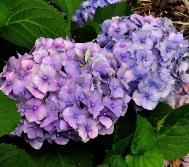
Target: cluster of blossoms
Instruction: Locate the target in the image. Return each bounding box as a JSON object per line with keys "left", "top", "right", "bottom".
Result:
{"left": 73, "top": 0, "right": 121, "bottom": 26}
{"left": 96, "top": 14, "right": 189, "bottom": 109}
{"left": 0, "top": 37, "right": 130, "bottom": 149}
{"left": 0, "top": 14, "right": 189, "bottom": 149}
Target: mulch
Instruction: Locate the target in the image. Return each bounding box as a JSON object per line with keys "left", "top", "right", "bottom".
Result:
{"left": 131, "top": 0, "right": 189, "bottom": 39}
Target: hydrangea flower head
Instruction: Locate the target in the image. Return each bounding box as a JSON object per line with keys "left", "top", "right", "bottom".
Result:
{"left": 97, "top": 14, "right": 189, "bottom": 110}
{"left": 1, "top": 37, "right": 130, "bottom": 149}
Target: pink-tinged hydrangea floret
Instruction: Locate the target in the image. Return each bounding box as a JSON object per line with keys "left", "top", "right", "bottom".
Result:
{"left": 78, "top": 118, "right": 98, "bottom": 142}
{"left": 61, "top": 105, "right": 87, "bottom": 129}
{"left": 1, "top": 37, "right": 130, "bottom": 149}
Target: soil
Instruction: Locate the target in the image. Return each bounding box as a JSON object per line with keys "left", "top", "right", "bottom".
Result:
{"left": 131, "top": 0, "right": 189, "bottom": 39}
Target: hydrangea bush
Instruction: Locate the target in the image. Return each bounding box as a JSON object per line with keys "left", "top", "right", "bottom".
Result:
{"left": 0, "top": 0, "right": 189, "bottom": 167}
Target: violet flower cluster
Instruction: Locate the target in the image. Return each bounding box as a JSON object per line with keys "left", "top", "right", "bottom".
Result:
{"left": 0, "top": 38, "right": 130, "bottom": 149}
{"left": 97, "top": 14, "right": 189, "bottom": 109}
{"left": 0, "top": 14, "right": 189, "bottom": 149}
{"left": 73, "top": 0, "right": 121, "bottom": 26}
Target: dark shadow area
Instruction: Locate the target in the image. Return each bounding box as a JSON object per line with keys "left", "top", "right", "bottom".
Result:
{"left": 0, "top": 38, "right": 28, "bottom": 71}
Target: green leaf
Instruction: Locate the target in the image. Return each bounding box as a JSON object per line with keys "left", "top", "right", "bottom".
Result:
{"left": 104, "top": 152, "right": 128, "bottom": 167}
{"left": 0, "top": 0, "right": 68, "bottom": 48}
{"left": 0, "top": 1, "right": 9, "bottom": 26}
{"left": 131, "top": 115, "right": 156, "bottom": 154}
{"left": 156, "top": 104, "right": 189, "bottom": 160}
{"left": 32, "top": 144, "right": 93, "bottom": 167}
{"left": 108, "top": 155, "right": 128, "bottom": 167}
{"left": 53, "top": 0, "right": 66, "bottom": 10}
{"left": 112, "top": 135, "right": 133, "bottom": 155}
{"left": 125, "top": 116, "right": 164, "bottom": 167}
{"left": 98, "top": 136, "right": 132, "bottom": 167}
{"left": 156, "top": 115, "right": 168, "bottom": 132}
{"left": 54, "top": 0, "right": 84, "bottom": 21}
{"left": 125, "top": 149, "right": 164, "bottom": 167}
{"left": 94, "top": 3, "right": 131, "bottom": 24}
{"left": 0, "top": 91, "right": 20, "bottom": 137}
{"left": 71, "top": 22, "right": 97, "bottom": 42}
{"left": 148, "top": 103, "right": 173, "bottom": 129}
{"left": 114, "top": 106, "right": 137, "bottom": 142}
{"left": 0, "top": 144, "right": 36, "bottom": 167}
{"left": 85, "top": 21, "right": 100, "bottom": 34}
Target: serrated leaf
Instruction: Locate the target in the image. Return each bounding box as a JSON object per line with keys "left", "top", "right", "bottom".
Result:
{"left": 0, "top": 144, "right": 36, "bottom": 167}
{"left": 125, "top": 115, "right": 164, "bottom": 167}
{"left": 156, "top": 104, "right": 189, "bottom": 160}
{"left": 0, "top": 91, "right": 20, "bottom": 137}
{"left": 131, "top": 115, "right": 156, "bottom": 154}
{"left": 125, "top": 149, "right": 164, "bottom": 167}
{"left": 94, "top": 3, "right": 131, "bottom": 24}
{"left": 0, "top": 0, "right": 68, "bottom": 48}
{"left": 32, "top": 144, "right": 93, "bottom": 167}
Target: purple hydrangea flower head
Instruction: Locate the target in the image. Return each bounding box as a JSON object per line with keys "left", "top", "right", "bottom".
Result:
{"left": 1, "top": 37, "right": 130, "bottom": 149}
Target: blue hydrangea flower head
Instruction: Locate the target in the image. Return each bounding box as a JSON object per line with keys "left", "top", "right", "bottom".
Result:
{"left": 97, "top": 14, "right": 189, "bottom": 110}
